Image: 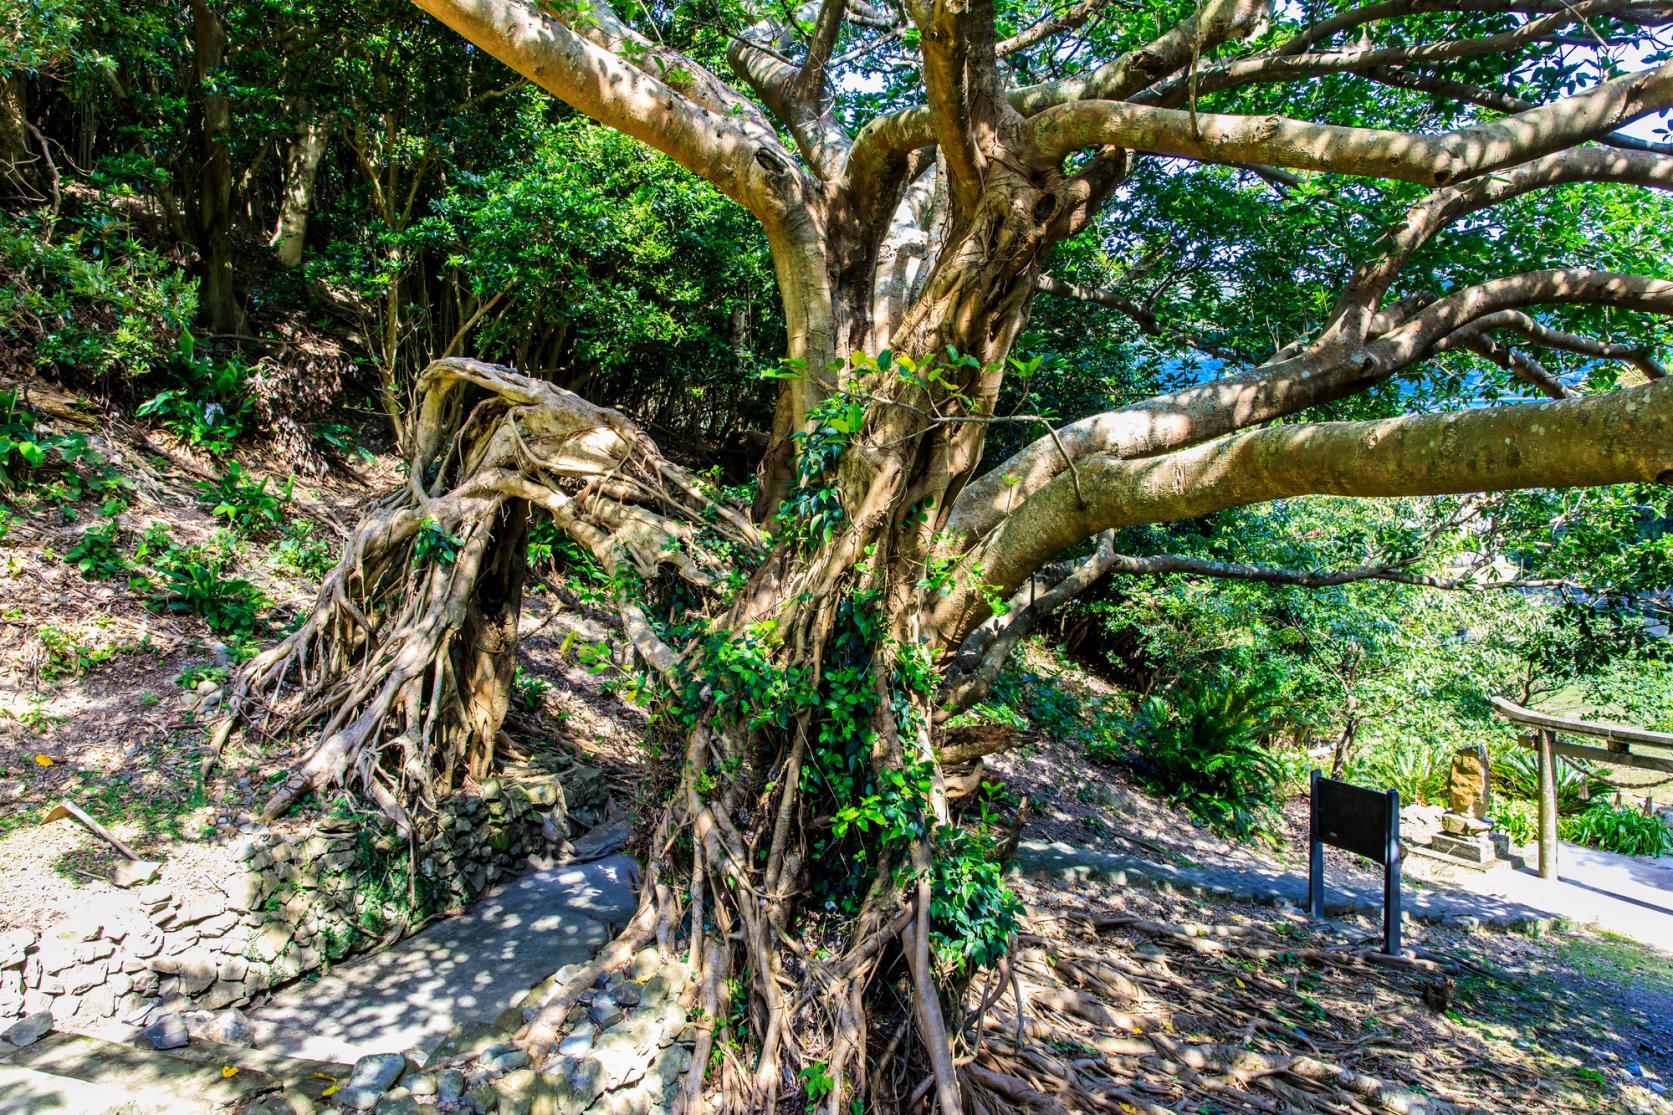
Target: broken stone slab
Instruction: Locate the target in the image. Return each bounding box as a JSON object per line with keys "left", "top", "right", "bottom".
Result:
{"left": 3, "top": 1010, "right": 53, "bottom": 1048}
{"left": 139, "top": 1011, "right": 189, "bottom": 1050}
{"left": 0, "top": 928, "right": 31, "bottom": 969}
{"left": 1431, "top": 831, "right": 1498, "bottom": 864}
{"left": 113, "top": 859, "right": 163, "bottom": 888}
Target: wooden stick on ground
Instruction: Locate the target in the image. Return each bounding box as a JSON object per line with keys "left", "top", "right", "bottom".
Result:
{"left": 42, "top": 799, "right": 141, "bottom": 860}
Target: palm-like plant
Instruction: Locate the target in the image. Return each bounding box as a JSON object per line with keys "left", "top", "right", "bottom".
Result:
{"left": 1123, "top": 677, "right": 1287, "bottom": 838}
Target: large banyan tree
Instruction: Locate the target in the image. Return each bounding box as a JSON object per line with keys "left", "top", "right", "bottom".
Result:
{"left": 224, "top": 0, "right": 1673, "bottom": 1107}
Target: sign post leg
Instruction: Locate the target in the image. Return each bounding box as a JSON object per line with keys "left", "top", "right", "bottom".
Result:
{"left": 1537, "top": 729, "right": 1559, "bottom": 881}
{"left": 1309, "top": 769, "right": 1324, "bottom": 919}
{"left": 1384, "top": 788, "right": 1402, "bottom": 956}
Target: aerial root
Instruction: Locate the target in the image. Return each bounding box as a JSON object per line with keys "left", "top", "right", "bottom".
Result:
{"left": 213, "top": 358, "right": 755, "bottom": 829}
{"left": 941, "top": 899, "right": 1556, "bottom": 1115}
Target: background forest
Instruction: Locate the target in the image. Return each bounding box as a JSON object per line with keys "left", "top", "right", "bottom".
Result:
{"left": 3, "top": 0, "right": 1671, "bottom": 852}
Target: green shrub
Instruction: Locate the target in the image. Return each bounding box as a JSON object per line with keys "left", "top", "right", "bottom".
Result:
{"left": 1119, "top": 675, "right": 1286, "bottom": 838}
{"left": 36, "top": 625, "right": 144, "bottom": 682}
{"left": 1361, "top": 737, "right": 1454, "bottom": 806}
{"left": 135, "top": 342, "right": 258, "bottom": 455}
{"left": 414, "top": 517, "right": 462, "bottom": 565}
{"left": 312, "top": 422, "right": 373, "bottom": 463}
{"left": 1495, "top": 797, "right": 1672, "bottom": 857}
{"left": 133, "top": 525, "right": 266, "bottom": 635}
{"left": 513, "top": 668, "right": 554, "bottom": 712}
{"left": 1561, "top": 802, "right": 1673, "bottom": 858}
{"left": 0, "top": 209, "right": 196, "bottom": 383}
{"left": 63, "top": 519, "right": 126, "bottom": 579}
{"left": 270, "top": 519, "right": 336, "bottom": 579}
{"left": 929, "top": 788, "right": 1024, "bottom": 975}
{"left": 1495, "top": 797, "right": 1538, "bottom": 846}
{"left": 1496, "top": 749, "right": 1605, "bottom": 814}
{"left": 0, "top": 391, "right": 90, "bottom": 489}
{"left": 197, "top": 462, "right": 291, "bottom": 534}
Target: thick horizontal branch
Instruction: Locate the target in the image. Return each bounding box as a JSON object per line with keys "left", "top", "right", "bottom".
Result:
{"left": 952, "top": 379, "right": 1673, "bottom": 629}
{"left": 1101, "top": 552, "right": 1528, "bottom": 589}
{"left": 1362, "top": 67, "right": 1673, "bottom": 158}
{"left": 413, "top": 0, "right": 793, "bottom": 213}
{"left": 952, "top": 267, "right": 1673, "bottom": 545}
{"left": 1029, "top": 60, "right": 1673, "bottom": 185}
{"left": 1466, "top": 309, "right": 1669, "bottom": 380}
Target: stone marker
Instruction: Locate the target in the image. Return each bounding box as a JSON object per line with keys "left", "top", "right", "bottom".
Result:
{"left": 1434, "top": 744, "right": 1499, "bottom": 864}
{"left": 1448, "top": 744, "right": 1491, "bottom": 819}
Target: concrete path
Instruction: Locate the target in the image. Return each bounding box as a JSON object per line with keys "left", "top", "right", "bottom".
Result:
{"left": 250, "top": 854, "right": 638, "bottom": 1063}
{"left": 1015, "top": 837, "right": 1673, "bottom": 950}
{"left": 1014, "top": 839, "right": 1552, "bottom": 928}
{"left": 1448, "top": 841, "right": 1673, "bottom": 947}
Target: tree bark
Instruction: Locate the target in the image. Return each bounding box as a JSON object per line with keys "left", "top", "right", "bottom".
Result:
{"left": 190, "top": 0, "right": 244, "bottom": 334}
{"left": 454, "top": 499, "right": 529, "bottom": 785}
{"left": 0, "top": 74, "right": 29, "bottom": 182}
{"left": 271, "top": 107, "right": 333, "bottom": 267}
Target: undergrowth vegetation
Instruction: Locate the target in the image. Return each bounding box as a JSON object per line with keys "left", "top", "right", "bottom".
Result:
{"left": 1118, "top": 676, "right": 1289, "bottom": 840}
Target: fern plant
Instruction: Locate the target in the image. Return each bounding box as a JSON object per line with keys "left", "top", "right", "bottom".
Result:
{"left": 1496, "top": 748, "right": 1605, "bottom": 815}
{"left": 1120, "top": 676, "right": 1286, "bottom": 839}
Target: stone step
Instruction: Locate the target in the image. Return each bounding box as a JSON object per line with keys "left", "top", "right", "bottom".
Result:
{"left": 151, "top": 1037, "right": 351, "bottom": 1109}
{"left": 0, "top": 1030, "right": 284, "bottom": 1113}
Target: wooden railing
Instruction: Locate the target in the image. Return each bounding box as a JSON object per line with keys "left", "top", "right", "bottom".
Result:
{"left": 1490, "top": 696, "right": 1673, "bottom": 880}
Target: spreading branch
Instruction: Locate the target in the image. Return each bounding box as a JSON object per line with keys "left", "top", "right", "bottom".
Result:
{"left": 1029, "top": 60, "right": 1673, "bottom": 185}
{"left": 945, "top": 378, "right": 1673, "bottom": 637}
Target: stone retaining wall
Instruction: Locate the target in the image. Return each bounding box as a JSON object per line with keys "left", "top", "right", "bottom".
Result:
{"left": 0, "top": 760, "right": 607, "bottom": 1037}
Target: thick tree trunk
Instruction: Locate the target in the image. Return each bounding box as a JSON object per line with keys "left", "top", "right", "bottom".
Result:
{"left": 0, "top": 75, "right": 29, "bottom": 182}
{"left": 190, "top": 0, "right": 243, "bottom": 334}
{"left": 271, "top": 108, "right": 333, "bottom": 267}
{"left": 454, "top": 499, "right": 530, "bottom": 785}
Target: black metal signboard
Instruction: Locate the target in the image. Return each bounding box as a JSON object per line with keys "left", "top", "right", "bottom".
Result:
{"left": 1309, "top": 770, "right": 1403, "bottom": 955}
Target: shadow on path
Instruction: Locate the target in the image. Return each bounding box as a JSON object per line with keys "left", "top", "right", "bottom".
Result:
{"left": 250, "top": 854, "right": 638, "bottom": 1063}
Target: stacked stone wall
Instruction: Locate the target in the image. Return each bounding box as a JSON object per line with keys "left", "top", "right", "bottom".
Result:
{"left": 0, "top": 761, "right": 606, "bottom": 1037}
